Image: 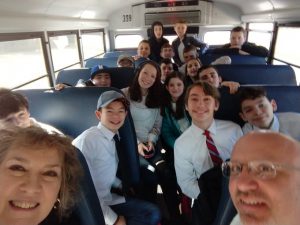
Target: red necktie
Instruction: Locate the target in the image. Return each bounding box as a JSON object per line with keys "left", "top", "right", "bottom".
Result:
{"left": 203, "top": 130, "right": 223, "bottom": 166}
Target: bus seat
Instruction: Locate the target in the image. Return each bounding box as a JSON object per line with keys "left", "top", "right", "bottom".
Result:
{"left": 56, "top": 67, "right": 135, "bottom": 89}
{"left": 214, "top": 64, "right": 296, "bottom": 85}
{"left": 17, "top": 87, "right": 140, "bottom": 187}
{"left": 200, "top": 53, "right": 267, "bottom": 65}
{"left": 64, "top": 148, "right": 106, "bottom": 225}
{"left": 108, "top": 67, "right": 135, "bottom": 89}
{"left": 212, "top": 174, "right": 237, "bottom": 225}
{"left": 216, "top": 85, "right": 300, "bottom": 126}
{"left": 56, "top": 68, "right": 91, "bottom": 86}
{"left": 104, "top": 50, "right": 136, "bottom": 58}
{"left": 85, "top": 57, "right": 118, "bottom": 68}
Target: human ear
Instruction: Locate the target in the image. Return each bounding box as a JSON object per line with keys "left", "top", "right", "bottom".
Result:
{"left": 270, "top": 99, "right": 277, "bottom": 112}
{"left": 95, "top": 110, "right": 102, "bottom": 121}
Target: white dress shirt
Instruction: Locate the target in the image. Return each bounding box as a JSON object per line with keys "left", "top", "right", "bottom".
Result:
{"left": 174, "top": 119, "right": 243, "bottom": 199}
{"left": 73, "top": 123, "right": 125, "bottom": 225}
{"left": 230, "top": 215, "right": 242, "bottom": 225}
{"left": 242, "top": 112, "right": 300, "bottom": 141}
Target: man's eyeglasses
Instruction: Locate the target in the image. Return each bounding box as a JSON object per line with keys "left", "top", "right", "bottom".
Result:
{"left": 221, "top": 160, "right": 300, "bottom": 180}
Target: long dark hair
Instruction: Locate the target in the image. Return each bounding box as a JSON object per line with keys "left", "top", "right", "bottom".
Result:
{"left": 128, "top": 60, "right": 163, "bottom": 108}
{"left": 162, "top": 71, "right": 186, "bottom": 119}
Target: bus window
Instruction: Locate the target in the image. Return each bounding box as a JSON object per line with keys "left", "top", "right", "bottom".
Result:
{"left": 0, "top": 37, "right": 49, "bottom": 89}
{"left": 165, "top": 35, "right": 177, "bottom": 44}
{"left": 49, "top": 33, "right": 80, "bottom": 72}
{"left": 81, "top": 30, "right": 105, "bottom": 59}
{"left": 204, "top": 31, "right": 230, "bottom": 45}
{"left": 115, "top": 34, "right": 143, "bottom": 49}
{"left": 248, "top": 23, "right": 273, "bottom": 49}
{"left": 274, "top": 26, "right": 300, "bottom": 84}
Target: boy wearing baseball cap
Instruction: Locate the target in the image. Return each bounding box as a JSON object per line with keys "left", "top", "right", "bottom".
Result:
{"left": 73, "top": 90, "right": 160, "bottom": 225}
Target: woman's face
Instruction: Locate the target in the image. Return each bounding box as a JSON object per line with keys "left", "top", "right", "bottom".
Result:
{"left": 138, "top": 64, "right": 157, "bottom": 90}
{"left": 0, "top": 146, "right": 62, "bottom": 225}
{"left": 187, "top": 59, "right": 201, "bottom": 77}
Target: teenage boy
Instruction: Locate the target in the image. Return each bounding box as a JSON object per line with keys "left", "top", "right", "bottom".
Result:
{"left": 0, "top": 88, "right": 60, "bottom": 133}
{"left": 160, "top": 43, "right": 175, "bottom": 60}
{"left": 55, "top": 66, "right": 111, "bottom": 90}
{"left": 198, "top": 65, "right": 239, "bottom": 94}
{"left": 212, "top": 26, "right": 269, "bottom": 57}
{"left": 73, "top": 90, "right": 161, "bottom": 225}
{"left": 117, "top": 55, "right": 134, "bottom": 68}
{"left": 238, "top": 86, "right": 300, "bottom": 140}
{"left": 172, "top": 20, "right": 208, "bottom": 66}
{"left": 160, "top": 58, "right": 174, "bottom": 83}
{"left": 174, "top": 82, "right": 242, "bottom": 224}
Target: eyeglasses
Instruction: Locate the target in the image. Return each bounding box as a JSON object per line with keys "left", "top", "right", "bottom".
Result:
{"left": 221, "top": 160, "right": 300, "bottom": 180}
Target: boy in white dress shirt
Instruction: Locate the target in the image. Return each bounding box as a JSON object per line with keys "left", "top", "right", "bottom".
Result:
{"left": 174, "top": 81, "right": 243, "bottom": 224}
{"left": 73, "top": 90, "right": 160, "bottom": 225}
{"left": 238, "top": 86, "right": 300, "bottom": 140}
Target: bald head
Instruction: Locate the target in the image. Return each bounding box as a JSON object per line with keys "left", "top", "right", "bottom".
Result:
{"left": 232, "top": 131, "right": 300, "bottom": 165}
{"left": 229, "top": 132, "right": 300, "bottom": 225}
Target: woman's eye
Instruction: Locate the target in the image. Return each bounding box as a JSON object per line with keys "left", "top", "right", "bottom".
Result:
{"left": 43, "top": 170, "right": 58, "bottom": 177}
{"left": 9, "top": 164, "right": 25, "bottom": 172}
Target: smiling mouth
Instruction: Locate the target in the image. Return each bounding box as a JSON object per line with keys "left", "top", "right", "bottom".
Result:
{"left": 239, "top": 198, "right": 265, "bottom": 207}
{"left": 10, "top": 201, "right": 39, "bottom": 209}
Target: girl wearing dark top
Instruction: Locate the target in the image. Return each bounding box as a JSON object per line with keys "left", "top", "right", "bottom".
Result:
{"left": 148, "top": 21, "right": 169, "bottom": 63}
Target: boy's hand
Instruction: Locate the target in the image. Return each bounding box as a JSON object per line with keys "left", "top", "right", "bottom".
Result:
{"left": 114, "top": 215, "right": 126, "bottom": 225}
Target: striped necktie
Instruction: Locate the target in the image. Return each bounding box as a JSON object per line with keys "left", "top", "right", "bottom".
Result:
{"left": 203, "top": 130, "right": 223, "bottom": 166}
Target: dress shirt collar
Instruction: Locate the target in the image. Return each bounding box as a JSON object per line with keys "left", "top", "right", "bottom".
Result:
{"left": 191, "top": 119, "right": 216, "bottom": 136}
{"left": 97, "top": 122, "right": 117, "bottom": 141}
{"left": 251, "top": 115, "right": 279, "bottom": 132}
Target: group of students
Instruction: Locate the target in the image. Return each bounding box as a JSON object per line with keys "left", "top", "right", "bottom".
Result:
{"left": 0, "top": 21, "right": 299, "bottom": 225}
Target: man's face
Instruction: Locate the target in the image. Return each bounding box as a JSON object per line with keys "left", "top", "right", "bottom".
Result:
{"left": 230, "top": 31, "right": 245, "bottom": 48}
{"left": 185, "top": 85, "right": 219, "bottom": 129}
{"left": 229, "top": 133, "right": 300, "bottom": 225}
{"left": 240, "top": 96, "right": 276, "bottom": 129}
{"left": 0, "top": 108, "right": 31, "bottom": 129}
{"left": 92, "top": 73, "right": 111, "bottom": 87}
{"left": 96, "top": 101, "right": 127, "bottom": 133}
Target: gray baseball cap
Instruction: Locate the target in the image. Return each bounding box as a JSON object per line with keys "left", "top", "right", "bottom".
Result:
{"left": 96, "top": 90, "right": 128, "bottom": 110}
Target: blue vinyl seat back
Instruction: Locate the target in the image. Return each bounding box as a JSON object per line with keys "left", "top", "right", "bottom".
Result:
{"left": 104, "top": 50, "right": 136, "bottom": 58}
{"left": 17, "top": 87, "right": 140, "bottom": 186}
{"left": 216, "top": 85, "right": 300, "bottom": 126}
{"left": 214, "top": 64, "right": 296, "bottom": 85}
{"left": 108, "top": 67, "right": 135, "bottom": 89}
{"left": 55, "top": 67, "right": 135, "bottom": 89}
{"left": 56, "top": 68, "right": 91, "bottom": 86}
{"left": 200, "top": 53, "right": 267, "bottom": 65}
{"left": 65, "top": 148, "right": 106, "bottom": 225}
{"left": 85, "top": 57, "right": 118, "bottom": 68}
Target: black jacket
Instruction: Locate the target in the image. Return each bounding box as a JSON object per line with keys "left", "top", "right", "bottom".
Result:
{"left": 172, "top": 35, "right": 208, "bottom": 66}
{"left": 212, "top": 42, "right": 269, "bottom": 57}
